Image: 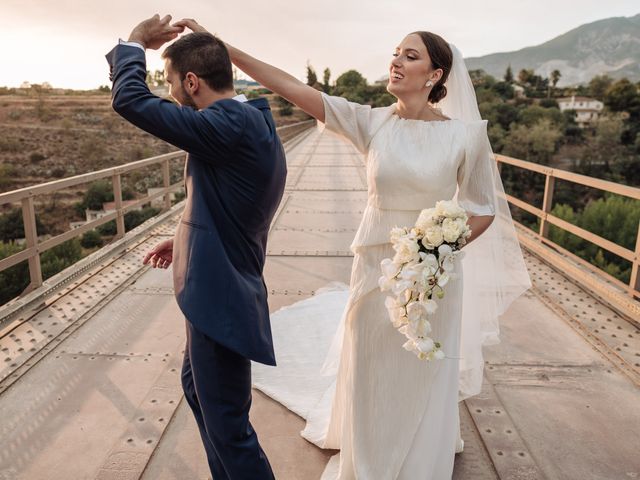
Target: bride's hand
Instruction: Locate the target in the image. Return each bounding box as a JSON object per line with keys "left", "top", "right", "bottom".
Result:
{"left": 172, "top": 18, "right": 209, "bottom": 34}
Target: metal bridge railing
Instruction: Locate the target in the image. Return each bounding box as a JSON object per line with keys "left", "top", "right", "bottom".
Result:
{"left": 0, "top": 120, "right": 315, "bottom": 296}
{"left": 496, "top": 154, "right": 640, "bottom": 304}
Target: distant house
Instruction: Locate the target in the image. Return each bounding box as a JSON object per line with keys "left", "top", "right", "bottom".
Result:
{"left": 82, "top": 199, "right": 143, "bottom": 225}
{"left": 512, "top": 84, "right": 526, "bottom": 98}
{"left": 375, "top": 75, "right": 389, "bottom": 85}
{"left": 557, "top": 95, "right": 603, "bottom": 127}
{"left": 70, "top": 199, "right": 145, "bottom": 230}
{"left": 147, "top": 187, "right": 177, "bottom": 207}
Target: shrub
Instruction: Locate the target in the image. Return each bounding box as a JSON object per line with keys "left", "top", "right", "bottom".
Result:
{"left": 80, "top": 230, "right": 103, "bottom": 248}
{"left": 29, "top": 153, "right": 46, "bottom": 163}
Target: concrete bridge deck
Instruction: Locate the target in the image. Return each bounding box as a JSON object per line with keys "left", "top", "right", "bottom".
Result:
{"left": 1, "top": 127, "right": 639, "bottom": 480}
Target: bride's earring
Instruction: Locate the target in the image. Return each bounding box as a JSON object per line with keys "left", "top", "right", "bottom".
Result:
{"left": 426, "top": 80, "right": 433, "bottom": 87}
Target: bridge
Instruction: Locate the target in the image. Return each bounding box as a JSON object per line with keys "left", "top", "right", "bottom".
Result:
{"left": 0, "top": 123, "right": 639, "bottom": 479}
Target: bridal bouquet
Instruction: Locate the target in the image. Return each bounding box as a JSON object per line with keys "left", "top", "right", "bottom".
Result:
{"left": 378, "top": 200, "right": 471, "bottom": 360}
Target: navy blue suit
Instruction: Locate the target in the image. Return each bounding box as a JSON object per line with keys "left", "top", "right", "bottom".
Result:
{"left": 106, "top": 43, "right": 285, "bottom": 479}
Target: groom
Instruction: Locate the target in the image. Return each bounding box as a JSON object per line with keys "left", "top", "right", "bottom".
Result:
{"left": 106, "top": 14, "right": 285, "bottom": 479}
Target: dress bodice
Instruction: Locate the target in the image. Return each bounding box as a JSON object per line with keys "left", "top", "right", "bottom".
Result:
{"left": 319, "top": 93, "right": 496, "bottom": 250}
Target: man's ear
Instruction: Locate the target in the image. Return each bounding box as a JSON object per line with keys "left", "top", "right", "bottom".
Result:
{"left": 184, "top": 72, "right": 199, "bottom": 94}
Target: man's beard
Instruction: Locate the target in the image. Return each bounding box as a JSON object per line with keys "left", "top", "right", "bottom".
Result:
{"left": 181, "top": 87, "right": 197, "bottom": 109}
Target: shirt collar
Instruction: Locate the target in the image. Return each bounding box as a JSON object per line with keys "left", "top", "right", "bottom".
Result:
{"left": 232, "top": 93, "right": 248, "bottom": 103}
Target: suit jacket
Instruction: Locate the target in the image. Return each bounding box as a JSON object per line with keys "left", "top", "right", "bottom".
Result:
{"left": 106, "top": 44, "right": 286, "bottom": 365}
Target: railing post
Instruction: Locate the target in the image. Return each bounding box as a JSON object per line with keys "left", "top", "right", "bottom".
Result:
{"left": 21, "top": 196, "right": 43, "bottom": 291}
{"left": 112, "top": 174, "right": 125, "bottom": 239}
{"left": 630, "top": 219, "right": 640, "bottom": 297}
{"left": 539, "top": 172, "right": 555, "bottom": 239}
{"left": 162, "top": 159, "right": 171, "bottom": 212}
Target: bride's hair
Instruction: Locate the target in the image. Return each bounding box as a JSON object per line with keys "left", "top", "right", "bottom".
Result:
{"left": 411, "top": 32, "right": 453, "bottom": 104}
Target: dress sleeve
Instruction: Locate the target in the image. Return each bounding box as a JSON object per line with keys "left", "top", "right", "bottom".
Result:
{"left": 456, "top": 120, "right": 497, "bottom": 216}
{"left": 319, "top": 92, "right": 373, "bottom": 154}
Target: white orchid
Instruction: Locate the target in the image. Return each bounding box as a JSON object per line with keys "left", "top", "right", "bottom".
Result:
{"left": 380, "top": 258, "right": 401, "bottom": 280}
{"left": 380, "top": 199, "right": 470, "bottom": 362}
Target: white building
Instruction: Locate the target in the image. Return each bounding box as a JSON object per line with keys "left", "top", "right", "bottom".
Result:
{"left": 557, "top": 95, "right": 604, "bottom": 128}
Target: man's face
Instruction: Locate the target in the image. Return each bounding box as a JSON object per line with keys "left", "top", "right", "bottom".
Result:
{"left": 164, "top": 59, "right": 197, "bottom": 108}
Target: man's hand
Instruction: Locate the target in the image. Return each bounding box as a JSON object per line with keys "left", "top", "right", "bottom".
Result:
{"left": 143, "top": 238, "right": 174, "bottom": 269}
{"left": 172, "top": 18, "right": 209, "bottom": 34}
{"left": 128, "top": 14, "right": 184, "bottom": 50}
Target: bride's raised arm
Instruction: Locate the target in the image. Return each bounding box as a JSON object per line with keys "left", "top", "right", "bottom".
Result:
{"left": 174, "top": 19, "right": 325, "bottom": 122}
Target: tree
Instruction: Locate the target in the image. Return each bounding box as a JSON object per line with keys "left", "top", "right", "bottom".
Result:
{"left": 504, "top": 65, "right": 513, "bottom": 83}
{"left": 306, "top": 62, "right": 318, "bottom": 87}
{"left": 580, "top": 114, "right": 627, "bottom": 171}
{"left": 492, "top": 81, "right": 514, "bottom": 100}
{"left": 153, "top": 70, "right": 165, "bottom": 87}
{"left": 518, "top": 105, "right": 565, "bottom": 128}
{"left": 146, "top": 69, "right": 165, "bottom": 87}
{"left": 517, "top": 68, "right": 535, "bottom": 85}
{"left": 0, "top": 242, "right": 29, "bottom": 304}
{"left": 588, "top": 75, "right": 613, "bottom": 100}
{"left": 41, "top": 239, "right": 82, "bottom": 280}
{"left": 548, "top": 69, "right": 561, "bottom": 98}
{"left": 322, "top": 68, "right": 331, "bottom": 93}
{"left": 80, "top": 230, "right": 103, "bottom": 248}
{"left": 502, "top": 118, "right": 562, "bottom": 164}
{"left": 548, "top": 195, "right": 640, "bottom": 284}
{"left": 0, "top": 208, "right": 46, "bottom": 242}
{"left": 335, "top": 70, "right": 367, "bottom": 90}
{"left": 334, "top": 70, "right": 368, "bottom": 103}
{"left": 604, "top": 79, "right": 640, "bottom": 114}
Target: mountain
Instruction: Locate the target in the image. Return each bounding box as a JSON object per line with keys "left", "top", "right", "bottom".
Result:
{"left": 465, "top": 14, "right": 640, "bottom": 86}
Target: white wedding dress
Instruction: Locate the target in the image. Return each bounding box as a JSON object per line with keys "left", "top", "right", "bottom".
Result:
{"left": 253, "top": 92, "right": 505, "bottom": 479}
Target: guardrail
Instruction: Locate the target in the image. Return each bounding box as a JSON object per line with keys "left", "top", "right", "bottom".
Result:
{"left": 496, "top": 154, "right": 640, "bottom": 302}
{"left": 0, "top": 119, "right": 315, "bottom": 296}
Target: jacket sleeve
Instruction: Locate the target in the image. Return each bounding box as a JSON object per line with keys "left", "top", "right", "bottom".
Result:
{"left": 456, "top": 120, "right": 497, "bottom": 216}
{"left": 105, "top": 44, "right": 245, "bottom": 162}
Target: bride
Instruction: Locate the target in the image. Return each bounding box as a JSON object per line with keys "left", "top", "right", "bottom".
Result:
{"left": 176, "top": 20, "right": 531, "bottom": 479}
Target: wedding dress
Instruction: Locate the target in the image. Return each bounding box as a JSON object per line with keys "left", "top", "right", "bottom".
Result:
{"left": 253, "top": 46, "right": 531, "bottom": 479}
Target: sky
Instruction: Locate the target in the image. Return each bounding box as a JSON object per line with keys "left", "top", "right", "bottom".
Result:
{"left": 1, "top": 0, "right": 639, "bottom": 90}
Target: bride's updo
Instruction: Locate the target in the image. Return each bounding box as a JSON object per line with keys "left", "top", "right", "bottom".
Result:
{"left": 411, "top": 31, "right": 453, "bottom": 104}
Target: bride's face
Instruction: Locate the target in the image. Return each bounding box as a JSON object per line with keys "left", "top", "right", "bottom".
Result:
{"left": 387, "top": 34, "right": 441, "bottom": 98}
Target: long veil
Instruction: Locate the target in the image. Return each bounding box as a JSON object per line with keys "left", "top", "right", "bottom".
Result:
{"left": 440, "top": 44, "right": 532, "bottom": 400}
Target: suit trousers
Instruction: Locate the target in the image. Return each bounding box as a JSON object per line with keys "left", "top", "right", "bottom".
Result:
{"left": 181, "top": 319, "right": 275, "bottom": 479}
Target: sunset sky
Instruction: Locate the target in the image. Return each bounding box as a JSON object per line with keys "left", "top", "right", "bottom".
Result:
{"left": 1, "top": 0, "right": 638, "bottom": 89}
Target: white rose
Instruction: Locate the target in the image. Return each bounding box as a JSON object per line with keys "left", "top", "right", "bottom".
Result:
{"left": 424, "top": 225, "right": 444, "bottom": 248}
{"left": 434, "top": 349, "right": 445, "bottom": 360}
{"left": 441, "top": 218, "right": 461, "bottom": 242}
{"left": 393, "top": 235, "right": 420, "bottom": 258}
{"left": 390, "top": 226, "right": 408, "bottom": 244}
{"left": 415, "top": 208, "right": 437, "bottom": 231}
{"left": 455, "top": 217, "right": 468, "bottom": 233}
{"left": 436, "top": 200, "right": 466, "bottom": 218}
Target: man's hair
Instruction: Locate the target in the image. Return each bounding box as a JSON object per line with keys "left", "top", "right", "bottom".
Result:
{"left": 162, "top": 32, "right": 234, "bottom": 92}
